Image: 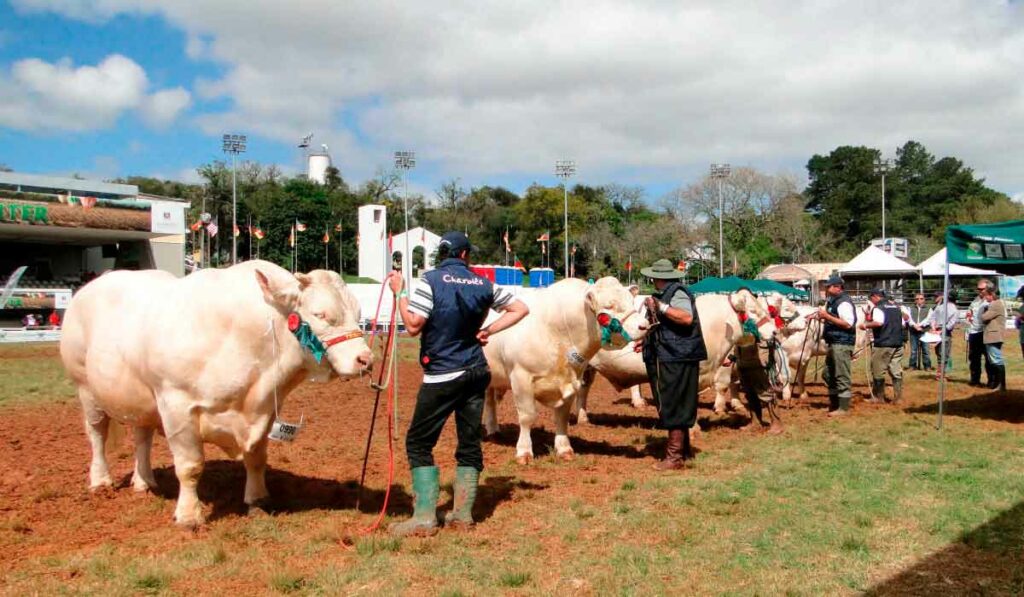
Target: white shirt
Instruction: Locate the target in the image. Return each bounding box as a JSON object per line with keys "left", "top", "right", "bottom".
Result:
{"left": 967, "top": 298, "right": 986, "bottom": 334}
{"left": 929, "top": 303, "right": 958, "bottom": 331}
{"left": 870, "top": 306, "right": 886, "bottom": 326}
{"left": 837, "top": 302, "right": 855, "bottom": 326}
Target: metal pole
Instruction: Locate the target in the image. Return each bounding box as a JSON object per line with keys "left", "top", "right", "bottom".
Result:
{"left": 881, "top": 171, "right": 886, "bottom": 243}
{"left": 231, "top": 152, "right": 237, "bottom": 264}
{"left": 718, "top": 176, "right": 724, "bottom": 277}
{"left": 563, "top": 183, "right": 569, "bottom": 279}
{"left": 404, "top": 176, "right": 411, "bottom": 289}
{"left": 938, "top": 256, "right": 950, "bottom": 430}
{"left": 339, "top": 222, "right": 343, "bottom": 275}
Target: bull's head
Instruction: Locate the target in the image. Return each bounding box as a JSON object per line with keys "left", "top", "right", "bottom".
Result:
{"left": 731, "top": 289, "right": 780, "bottom": 342}
{"left": 255, "top": 268, "right": 373, "bottom": 377}
{"left": 586, "top": 277, "right": 649, "bottom": 349}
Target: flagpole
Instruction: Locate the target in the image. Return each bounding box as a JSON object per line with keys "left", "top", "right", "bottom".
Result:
{"left": 248, "top": 215, "right": 253, "bottom": 261}
{"left": 325, "top": 228, "right": 329, "bottom": 270}
{"left": 292, "top": 219, "right": 297, "bottom": 273}
{"left": 338, "top": 221, "right": 343, "bottom": 276}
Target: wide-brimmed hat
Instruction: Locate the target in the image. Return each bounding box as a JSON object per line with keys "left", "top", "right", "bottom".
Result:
{"left": 640, "top": 258, "right": 685, "bottom": 280}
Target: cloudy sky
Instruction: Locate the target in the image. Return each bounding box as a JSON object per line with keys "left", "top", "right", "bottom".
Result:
{"left": 0, "top": 0, "right": 1022, "bottom": 200}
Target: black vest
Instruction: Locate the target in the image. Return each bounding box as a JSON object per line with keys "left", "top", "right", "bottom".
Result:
{"left": 873, "top": 300, "right": 904, "bottom": 348}
{"left": 823, "top": 292, "right": 857, "bottom": 346}
{"left": 418, "top": 258, "right": 494, "bottom": 374}
{"left": 642, "top": 282, "right": 708, "bottom": 363}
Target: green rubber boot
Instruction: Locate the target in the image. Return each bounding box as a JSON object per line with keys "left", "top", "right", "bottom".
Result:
{"left": 390, "top": 466, "right": 440, "bottom": 537}
{"left": 444, "top": 466, "right": 480, "bottom": 529}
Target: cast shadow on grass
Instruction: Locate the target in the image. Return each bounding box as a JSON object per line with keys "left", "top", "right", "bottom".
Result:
{"left": 864, "top": 500, "right": 1024, "bottom": 596}
{"left": 485, "top": 423, "right": 655, "bottom": 459}
{"left": 902, "top": 390, "right": 1024, "bottom": 424}
{"left": 138, "top": 462, "right": 412, "bottom": 523}
{"left": 438, "top": 476, "right": 548, "bottom": 524}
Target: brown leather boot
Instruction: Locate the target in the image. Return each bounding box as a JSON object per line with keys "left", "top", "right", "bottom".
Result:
{"left": 653, "top": 429, "right": 685, "bottom": 471}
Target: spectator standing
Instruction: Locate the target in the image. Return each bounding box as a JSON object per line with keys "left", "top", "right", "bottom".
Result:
{"left": 906, "top": 293, "right": 932, "bottom": 370}
{"left": 965, "top": 280, "right": 994, "bottom": 387}
{"left": 929, "top": 292, "right": 958, "bottom": 379}
{"left": 980, "top": 285, "right": 1006, "bottom": 392}
{"left": 1017, "top": 303, "right": 1024, "bottom": 360}
{"left": 861, "top": 289, "right": 904, "bottom": 403}
{"left": 808, "top": 275, "right": 857, "bottom": 417}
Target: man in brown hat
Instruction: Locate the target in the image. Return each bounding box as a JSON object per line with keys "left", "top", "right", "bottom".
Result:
{"left": 633, "top": 258, "right": 707, "bottom": 470}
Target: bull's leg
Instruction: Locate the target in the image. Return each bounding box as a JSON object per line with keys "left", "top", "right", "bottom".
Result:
{"left": 83, "top": 405, "right": 113, "bottom": 490}
{"left": 483, "top": 389, "right": 500, "bottom": 437}
{"left": 629, "top": 385, "right": 645, "bottom": 409}
{"left": 157, "top": 393, "right": 206, "bottom": 528}
{"left": 552, "top": 402, "right": 575, "bottom": 460}
{"left": 575, "top": 367, "right": 597, "bottom": 425}
{"left": 510, "top": 374, "right": 537, "bottom": 464}
{"left": 797, "top": 360, "right": 810, "bottom": 400}
{"left": 131, "top": 426, "right": 158, "bottom": 493}
{"left": 243, "top": 436, "right": 270, "bottom": 507}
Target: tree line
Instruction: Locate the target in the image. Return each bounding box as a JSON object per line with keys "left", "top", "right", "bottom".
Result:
{"left": 115, "top": 139, "right": 1020, "bottom": 280}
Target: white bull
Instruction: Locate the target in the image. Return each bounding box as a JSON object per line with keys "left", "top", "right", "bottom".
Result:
{"left": 60, "top": 261, "right": 372, "bottom": 528}
{"left": 572, "top": 289, "right": 781, "bottom": 425}
{"left": 482, "top": 277, "right": 648, "bottom": 463}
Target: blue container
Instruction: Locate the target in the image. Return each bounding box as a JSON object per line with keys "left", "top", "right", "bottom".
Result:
{"left": 529, "top": 268, "right": 545, "bottom": 288}
{"left": 514, "top": 268, "right": 524, "bottom": 286}
{"left": 493, "top": 266, "right": 507, "bottom": 285}
{"left": 541, "top": 268, "right": 555, "bottom": 287}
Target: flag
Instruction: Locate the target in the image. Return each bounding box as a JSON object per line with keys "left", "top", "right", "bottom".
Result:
{"left": 323, "top": 230, "right": 330, "bottom": 244}
{"left": 541, "top": 242, "right": 546, "bottom": 255}
{"left": 190, "top": 220, "right": 203, "bottom": 232}
{"left": 514, "top": 259, "right": 526, "bottom": 272}
{"left": 289, "top": 225, "right": 295, "bottom": 247}
{"left": 334, "top": 223, "right": 342, "bottom": 232}
{"left": 233, "top": 225, "right": 240, "bottom": 238}
{"left": 537, "top": 232, "right": 549, "bottom": 242}
{"left": 421, "top": 228, "right": 426, "bottom": 243}
{"left": 207, "top": 222, "right": 219, "bottom": 237}
{"left": 254, "top": 227, "right": 265, "bottom": 240}
{"left": 387, "top": 232, "right": 393, "bottom": 253}
{"left": 81, "top": 196, "right": 97, "bottom": 209}
{"left": 504, "top": 229, "right": 511, "bottom": 253}
{"left": 296, "top": 221, "right": 307, "bottom": 232}
{"left": 677, "top": 260, "right": 686, "bottom": 271}
{"left": 356, "top": 233, "right": 360, "bottom": 245}
{"left": 625, "top": 257, "right": 632, "bottom": 271}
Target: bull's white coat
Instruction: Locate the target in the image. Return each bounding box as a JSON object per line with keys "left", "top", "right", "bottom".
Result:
{"left": 59, "top": 261, "right": 372, "bottom": 527}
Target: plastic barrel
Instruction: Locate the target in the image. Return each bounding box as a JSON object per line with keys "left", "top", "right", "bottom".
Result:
{"left": 514, "top": 268, "right": 524, "bottom": 285}
{"left": 495, "top": 266, "right": 510, "bottom": 285}
{"left": 529, "top": 268, "right": 544, "bottom": 288}
{"left": 542, "top": 268, "right": 555, "bottom": 287}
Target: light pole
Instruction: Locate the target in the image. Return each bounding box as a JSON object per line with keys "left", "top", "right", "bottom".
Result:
{"left": 555, "top": 159, "right": 576, "bottom": 279}
{"left": 394, "top": 151, "right": 416, "bottom": 289}
{"left": 710, "top": 163, "right": 730, "bottom": 277}
{"left": 222, "top": 133, "right": 247, "bottom": 264}
{"left": 874, "top": 158, "right": 891, "bottom": 245}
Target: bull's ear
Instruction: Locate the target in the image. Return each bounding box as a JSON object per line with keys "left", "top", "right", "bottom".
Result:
{"left": 585, "top": 289, "right": 600, "bottom": 313}
{"left": 255, "top": 269, "right": 277, "bottom": 305}
{"left": 294, "top": 273, "right": 313, "bottom": 289}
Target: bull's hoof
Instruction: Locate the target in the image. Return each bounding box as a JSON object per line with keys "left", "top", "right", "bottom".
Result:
{"left": 174, "top": 516, "right": 203, "bottom": 531}
{"left": 799, "top": 393, "right": 810, "bottom": 401}
{"left": 631, "top": 402, "right": 647, "bottom": 410}
{"left": 557, "top": 449, "right": 575, "bottom": 462}
{"left": 577, "top": 412, "right": 590, "bottom": 425}
{"left": 89, "top": 474, "right": 114, "bottom": 491}
{"left": 247, "top": 497, "right": 275, "bottom": 514}
{"left": 131, "top": 474, "right": 158, "bottom": 493}
{"left": 515, "top": 454, "right": 533, "bottom": 465}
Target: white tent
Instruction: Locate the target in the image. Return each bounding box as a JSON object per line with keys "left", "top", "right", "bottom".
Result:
{"left": 918, "top": 247, "right": 998, "bottom": 277}
{"left": 840, "top": 245, "right": 919, "bottom": 276}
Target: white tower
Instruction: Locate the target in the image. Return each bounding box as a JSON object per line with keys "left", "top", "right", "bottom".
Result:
{"left": 307, "top": 144, "right": 331, "bottom": 185}
{"left": 358, "top": 204, "right": 388, "bottom": 282}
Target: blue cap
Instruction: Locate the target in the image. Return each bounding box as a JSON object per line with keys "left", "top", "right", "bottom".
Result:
{"left": 824, "top": 274, "right": 844, "bottom": 287}
{"left": 439, "top": 231, "right": 478, "bottom": 255}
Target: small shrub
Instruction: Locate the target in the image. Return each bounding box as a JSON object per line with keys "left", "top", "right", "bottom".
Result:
{"left": 356, "top": 536, "right": 401, "bottom": 557}
{"left": 498, "top": 571, "right": 531, "bottom": 588}
{"left": 270, "top": 572, "right": 306, "bottom": 594}
{"left": 133, "top": 571, "right": 170, "bottom": 595}
{"left": 621, "top": 480, "right": 637, "bottom": 491}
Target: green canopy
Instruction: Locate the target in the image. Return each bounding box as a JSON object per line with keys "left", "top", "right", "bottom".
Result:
{"left": 946, "top": 220, "right": 1024, "bottom": 275}
{"left": 687, "top": 276, "right": 808, "bottom": 300}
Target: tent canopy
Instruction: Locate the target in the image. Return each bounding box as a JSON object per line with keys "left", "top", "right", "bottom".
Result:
{"left": 918, "top": 247, "right": 998, "bottom": 277}
{"left": 758, "top": 264, "right": 814, "bottom": 283}
{"left": 840, "top": 245, "right": 919, "bottom": 276}
{"left": 946, "top": 220, "right": 1024, "bottom": 275}
{"left": 688, "top": 276, "right": 808, "bottom": 300}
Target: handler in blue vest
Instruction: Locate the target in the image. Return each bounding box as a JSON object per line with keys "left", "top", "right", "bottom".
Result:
{"left": 633, "top": 258, "right": 707, "bottom": 471}
{"left": 861, "top": 288, "right": 904, "bottom": 403}
{"left": 807, "top": 274, "right": 857, "bottom": 416}
{"left": 387, "top": 231, "right": 529, "bottom": 536}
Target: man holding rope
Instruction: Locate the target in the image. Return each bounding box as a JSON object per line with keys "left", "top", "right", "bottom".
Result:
{"left": 387, "top": 231, "right": 529, "bottom": 537}
{"left": 807, "top": 274, "right": 857, "bottom": 417}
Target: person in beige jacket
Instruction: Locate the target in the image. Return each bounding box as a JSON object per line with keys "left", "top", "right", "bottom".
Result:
{"left": 979, "top": 280, "right": 1006, "bottom": 391}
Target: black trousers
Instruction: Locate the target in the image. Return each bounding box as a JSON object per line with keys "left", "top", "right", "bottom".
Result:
{"left": 405, "top": 366, "right": 491, "bottom": 471}
{"left": 645, "top": 359, "right": 699, "bottom": 430}
{"left": 968, "top": 332, "right": 993, "bottom": 383}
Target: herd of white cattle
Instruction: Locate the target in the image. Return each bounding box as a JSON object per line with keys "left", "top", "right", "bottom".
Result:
{"left": 57, "top": 262, "right": 868, "bottom": 527}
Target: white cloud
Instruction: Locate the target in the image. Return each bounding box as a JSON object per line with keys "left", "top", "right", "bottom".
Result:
{"left": 140, "top": 86, "right": 191, "bottom": 128}
{"left": 10, "top": 0, "right": 1024, "bottom": 194}
{"left": 0, "top": 53, "right": 191, "bottom": 131}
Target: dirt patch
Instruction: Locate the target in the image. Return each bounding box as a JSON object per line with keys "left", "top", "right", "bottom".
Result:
{"left": 0, "top": 362, "right": 1019, "bottom": 593}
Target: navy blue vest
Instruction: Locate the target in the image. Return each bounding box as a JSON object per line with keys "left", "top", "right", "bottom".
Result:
{"left": 642, "top": 282, "right": 708, "bottom": 363}
{"left": 824, "top": 292, "right": 857, "bottom": 346}
{"left": 418, "top": 258, "right": 495, "bottom": 374}
{"left": 873, "top": 300, "right": 904, "bottom": 348}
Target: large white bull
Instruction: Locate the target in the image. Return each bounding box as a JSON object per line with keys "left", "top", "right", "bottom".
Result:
{"left": 575, "top": 290, "right": 790, "bottom": 421}
{"left": 482, "top": 277, "right": 648, "bottom": 463}
{"left": 60, "top": 261, "right": 372, "bottom": 528}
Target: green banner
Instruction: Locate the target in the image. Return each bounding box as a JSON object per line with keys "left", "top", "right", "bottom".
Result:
{"left": 0, "top": 202, "right": 48, "bottom": 224}
{"left": 946, "top": 220, "right": 1024, "bottom": 275}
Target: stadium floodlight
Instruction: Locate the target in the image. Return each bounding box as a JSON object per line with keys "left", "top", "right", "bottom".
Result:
{"left": 222, "top": 134, "right": 247, "bottom": 265}
{"left": 710, "top": 163, "right": 731, "bottom": 277}
{"left": 874, "top": 158, "right": 892, "bottom": 244}
{"left": 555, "top": 160, "right": 576, "bottom": 278}
{"left": 394, "top": 151, "right": 417, "bottom": 289}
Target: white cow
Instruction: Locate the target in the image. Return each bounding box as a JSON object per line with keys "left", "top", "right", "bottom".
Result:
{"left": 60, "top": 261, "right": 372, "bottom": 528}
{"left": 574, "top": 290, "right": 787, "bottom": 421}
{"left": 482, "top": 277, "right": 648, "bottom": 463}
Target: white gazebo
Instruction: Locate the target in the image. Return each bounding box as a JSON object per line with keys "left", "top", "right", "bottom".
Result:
{"left": 918, "top": 248, "right": 998, "bottom": 277}
{"left": 840, "top": 245, "right": 920, "bottom": 277}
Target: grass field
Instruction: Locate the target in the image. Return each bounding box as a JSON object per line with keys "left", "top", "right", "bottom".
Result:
{"left": 1, "top": 337, "right": 1023, "bottom": 595}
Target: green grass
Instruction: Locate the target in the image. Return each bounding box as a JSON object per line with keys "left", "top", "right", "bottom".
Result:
{"left": 0, "top": 343, "right": 75, "bottom": 408}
